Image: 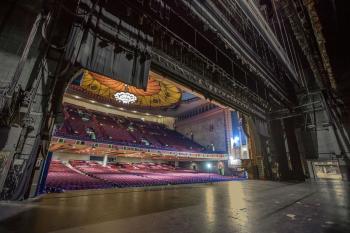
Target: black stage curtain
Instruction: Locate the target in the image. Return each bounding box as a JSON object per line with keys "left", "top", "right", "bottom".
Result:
{"left": 65, "top": 0, "right": 153, "bottom": 89}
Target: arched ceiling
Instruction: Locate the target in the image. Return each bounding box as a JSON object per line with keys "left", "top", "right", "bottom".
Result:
{"left": 80, "top": 70, "right": 182, "bottom": 108}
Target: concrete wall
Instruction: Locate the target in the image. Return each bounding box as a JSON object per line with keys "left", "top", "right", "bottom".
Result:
{"left": 313, "top": 108, "right": 341, "bottom": 158}
{"left": 0, "top": 1, "right": 41, "bottom": 88}
{"left": 176, "top": 109, "right": 227, "bottom": 151}
{"left": 307, "top": 101, "right": 342, "bottom": 159}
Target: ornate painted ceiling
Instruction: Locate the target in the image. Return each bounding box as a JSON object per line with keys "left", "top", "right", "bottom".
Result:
{"left": 80, "top": 70, "right": 182, "bottom": 108}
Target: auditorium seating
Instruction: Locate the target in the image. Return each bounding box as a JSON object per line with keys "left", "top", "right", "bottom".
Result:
{"left": 45, "top": 160, "right": 113, "bottom": 192}
{"left": 54, "top": 104, "right": 206, "bottom": 152}
{"left": 45, "top": 160, "right": 237, "bottom": 192}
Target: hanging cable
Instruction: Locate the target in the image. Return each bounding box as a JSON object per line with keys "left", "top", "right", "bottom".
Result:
{"left": 280, "top": 16, "right": 298, "bottom": 76}
{"left": 8, "top": 13, "right": 43, "bottom": 97}
{"left": 271, "top": 0, "right": 288, "bottom": 54}
{"left": 42, "top": 0, "right": 87, "bottom": 51}
{"left": 41, "top": 11, "right": 68, "bottom": 50}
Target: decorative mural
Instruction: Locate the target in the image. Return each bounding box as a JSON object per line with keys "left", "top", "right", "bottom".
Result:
{"left": 80, "top": 70, "right": 182, "bottom": 108}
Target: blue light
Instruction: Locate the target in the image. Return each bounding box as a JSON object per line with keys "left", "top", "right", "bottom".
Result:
{"left": 233, "top": 136, "right": 240, "bottom": 144}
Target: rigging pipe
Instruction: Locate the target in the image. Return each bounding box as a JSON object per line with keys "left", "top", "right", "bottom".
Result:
{"left": 236, "top": 0, "right": 298, "bottom": 82}
{"left": 181, "top": 0, "right": 291, "bottom": 104}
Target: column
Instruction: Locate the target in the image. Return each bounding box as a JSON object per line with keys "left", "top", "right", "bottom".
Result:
{"left": 103, "top": 155, "right": 108, "bottom": 166}
{"left": 224, "top": 109, "right": 234, "bottom": 157}
{"left": 283, "top": 118, "right": 305, "bottom": 180}
{"left": 270, "top": 119, "right": 290, "bottom": 180}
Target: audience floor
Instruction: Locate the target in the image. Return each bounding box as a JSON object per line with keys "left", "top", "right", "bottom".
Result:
{"left": 0, "top": 180, "right": 349, "bottom": 233}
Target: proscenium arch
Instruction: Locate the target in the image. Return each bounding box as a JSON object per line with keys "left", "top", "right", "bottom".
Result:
{"left": 0, "top": 0, "right": 270, "bottom": 200}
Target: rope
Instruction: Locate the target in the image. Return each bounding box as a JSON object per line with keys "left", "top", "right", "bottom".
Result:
{"left": 8, "top": 13, "right": 43, "bottom": 96}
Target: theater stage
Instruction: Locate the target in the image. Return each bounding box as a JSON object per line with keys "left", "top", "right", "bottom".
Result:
{"left": 0, "top": 180, "right": 349, "bottom": 233}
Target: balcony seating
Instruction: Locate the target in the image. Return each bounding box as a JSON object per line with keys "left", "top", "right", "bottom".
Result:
{"left": 54, "top": 104, "right": 207, "bottom": 152}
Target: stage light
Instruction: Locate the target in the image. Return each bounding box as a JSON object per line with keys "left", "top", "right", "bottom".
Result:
{"left": 207, "top": 163, "right": 212, "bottom": 169}
{"left": 233, "top": 136, "right": 240, "bottom": 144}
{"left": 229, "top": 156, "right": 234, "bottom": 162}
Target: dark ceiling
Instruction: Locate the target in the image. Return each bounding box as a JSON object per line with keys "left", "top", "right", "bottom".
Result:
{"left": 317, "top": 0, "right": 350, "bottom": 107}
